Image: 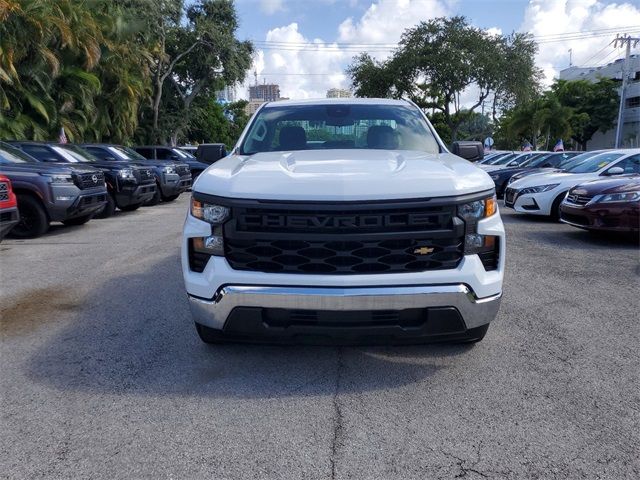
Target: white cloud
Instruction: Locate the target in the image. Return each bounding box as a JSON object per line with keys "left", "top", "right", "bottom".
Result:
{"left": 240, "top": 0, "right": 452, "bottom": 99}
{"left": 519, "top": 0, "right": 640, "bottom": 85}
{"left": 338, "top": 0, "right": 450, "bottom": 59}
{"left": 260, "top": 0, "right": 285, "bottom": 15}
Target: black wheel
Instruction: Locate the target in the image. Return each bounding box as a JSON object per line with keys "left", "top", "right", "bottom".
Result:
{"left": 144, "top": 184, "right": 161, "bottom": 206}
{"left": 161, "top": 194, "right": 180, "bottom": 202}
{"left": 457, "top": 324, "right": 490, "bottom": 344}
{"left": 119, "top": 203, "right": 141, "bottom": 212}
{"left": 95, "top": 193, "right": 115, "bottom": 219}
{"left": 62, "top": 214, "right": 93, "bottom": 226}
{"left": 10, "top": 194, "right": 49, "bottom": 238}
{"left": 550, "top": 193, "right": 566, "bottom": 221}
{"left": 195, "top": 323, "right": 228, "bottom": 344}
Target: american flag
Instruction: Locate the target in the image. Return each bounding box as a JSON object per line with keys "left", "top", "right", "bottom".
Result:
{"left": 58, "top": 127, "right": 67, "bottom": 144}
{"left": 553, "top": 139, "right": 564, "bottom": 152}
{"left": 522, "top": 141, "right": 532, "bottom": 152}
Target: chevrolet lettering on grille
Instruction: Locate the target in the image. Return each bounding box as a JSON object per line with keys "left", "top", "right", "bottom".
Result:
{"left": 243, "top": 213, "right": 437, "bottom": 229}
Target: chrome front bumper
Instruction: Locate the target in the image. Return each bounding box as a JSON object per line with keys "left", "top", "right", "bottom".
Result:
{"left": 188, "top": 284, "right": 501, "bottom": 331}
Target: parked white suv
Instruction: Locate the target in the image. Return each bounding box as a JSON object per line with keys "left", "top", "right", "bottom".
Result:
{"left": 182, "top": 99, "right": 504, "bottom": 344}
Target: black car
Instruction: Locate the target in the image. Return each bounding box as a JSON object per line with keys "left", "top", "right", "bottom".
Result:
{"left": 134, "top": 145, "right": 208, "bottom": 177}
{"left": 81, "top": 144, "right": 192, "bottom": 205}
{"left": 9, "top": 142, "right": 156, "bottom": 218}
{"left": 489, "top": 152, "right": 580, "bottom": 198}
{"left": 0, "top": 142, "right": 107, "bottom": 237}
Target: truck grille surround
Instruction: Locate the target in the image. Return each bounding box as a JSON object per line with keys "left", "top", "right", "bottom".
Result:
{"left": 221, "top": 198, "right": 467, "bottom": 275}
{"left": 75, "top": 172, "right": 105, "bottom": 190}
{"left": 133, "top": 167, "right": 154, "bottom": 183}
{"left": 175, "top": 165, "right": 190, "bottom": 176}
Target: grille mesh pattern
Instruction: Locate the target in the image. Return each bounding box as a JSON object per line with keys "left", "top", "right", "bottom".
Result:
{"left": 0, "top": 182, "right": 8, "bottom": 202}
{"left": 226, "top": 237, "right": 463, "bottom": 274}
{"left": 175, "top": 165, "right": 190, "bottom": 176}
{"left": 134, "top": 168, "right": 154, "bottom": 183}
{"left": 76, "top": 172, "right": 105, "bottom": 189}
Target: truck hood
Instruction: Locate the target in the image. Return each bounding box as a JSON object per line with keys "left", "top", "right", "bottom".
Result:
{"left": 0, "top": 162, "right": 101, "bottom": 175}
{"left": 195, "top": 150, "right": 494, "bottom": 201}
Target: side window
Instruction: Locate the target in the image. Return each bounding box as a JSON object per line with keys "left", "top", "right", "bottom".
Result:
{"left": 135, "top": 148, "right": 154, "bottom": 159}
{"left": 610, "top": 155, "right": 640, "bottom": 174}
{"left": 21, "top": 145, "right": 54, "bottom": 161}
{"left": 155, "top": 148, "right": 173, "bottom": 160}
{"left": 85, "top": 147, "right": 110, "bottom": 160}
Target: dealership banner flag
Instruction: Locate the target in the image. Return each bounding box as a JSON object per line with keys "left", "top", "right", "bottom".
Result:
{"left": 553, "top": 139, "right": 564, "bottom": 152}
{"left": 58, "top": 127, "right": 67, "bottom": 144}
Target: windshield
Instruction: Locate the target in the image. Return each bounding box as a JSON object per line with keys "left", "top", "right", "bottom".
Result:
{"left": 525, "top": 152, "right": 578, "bottom": 168}
{"left": 480, "top": 152, "right": 508, "bottom": 164}
{"left": 566, "top": 152, "right": 624, "bottom": 173}
{"left": 240, "top": 103, "right": 440, "bottom": 155}
{"left": 50, "top": 145, "right": 96, "bottom": 163}
{"left": 0, "top": 143, "right": 38, "bottom": 163}
{"left": 487, "top": 153, "right": 518, "bottom": 165}
{"left": 118, "top": 146, "right": 149, "bottom": 162}
{"left": 171, "top": 148, "right": 194, "bottom": 159}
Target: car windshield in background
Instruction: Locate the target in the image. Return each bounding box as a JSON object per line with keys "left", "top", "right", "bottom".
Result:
{"left": 566, "top": 152, "right": 624, "bottom": 173}
{"left": 119, "top": 146, "right": 149, "bottom": 162}
{"left": 488, "top": 153, "right": 518, "bottom": 165}
{"left": 240, "top": 103, "right": 440, "bottom": 155}
{"left": 0, "top": 143, "right": 38, "bottom": 163}
{"left": 51, "top": 145, "right": 97, "bottom": 163}
{"left": 559, "top": 151, "right": 603, "bottom": 170}
{"left": 172, "top": 148, "right": 195, "bottom": 159}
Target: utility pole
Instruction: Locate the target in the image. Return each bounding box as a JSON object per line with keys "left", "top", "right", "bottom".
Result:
{"left": 613, "top": 35, "right": 640, "bottom": 148}
{"left": 568, "top": 48, "right": 572, "bottom": 67}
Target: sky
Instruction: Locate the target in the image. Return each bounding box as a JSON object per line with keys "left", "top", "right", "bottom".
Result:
{"left": 231, "top": 0, "right": 640, "bottom": 101}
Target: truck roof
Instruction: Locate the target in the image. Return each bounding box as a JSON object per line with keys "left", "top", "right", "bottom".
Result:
{"left": 261, "top": 98, "right": 411, "bottom": 108}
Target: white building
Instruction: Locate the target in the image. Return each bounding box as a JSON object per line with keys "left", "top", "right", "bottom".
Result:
{"left": 326, "top": 88, "right": 352, "bottom": 98}
{"left": 559, "top": 54, "right": 640, "bottom": 149}
{"left": 215, "top": 85, "right": 236, "bottom": 104}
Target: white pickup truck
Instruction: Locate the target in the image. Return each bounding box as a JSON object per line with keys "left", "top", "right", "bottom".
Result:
{"left": 181, "top": 98, "right": 504, "bottom": 344}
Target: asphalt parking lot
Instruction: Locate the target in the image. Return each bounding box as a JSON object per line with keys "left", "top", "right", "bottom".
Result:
{"left": 1, "top": 195, "right": 638, "bottom": 479}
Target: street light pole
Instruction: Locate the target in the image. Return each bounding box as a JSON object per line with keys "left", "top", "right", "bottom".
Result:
{"left": 613, "top": 35, "right": 640, "bottom": 148}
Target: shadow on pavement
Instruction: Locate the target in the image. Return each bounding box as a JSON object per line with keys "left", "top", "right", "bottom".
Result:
{"left": 26, "top": 254, "right": 472, "bottom": 399}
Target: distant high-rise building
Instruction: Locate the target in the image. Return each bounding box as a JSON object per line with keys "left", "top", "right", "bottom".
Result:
{"left": 215, "top": 85, "right": 236, "bottom": 103}
{"left": 249, "top": 83, "right": 281, "bottom": 102}
{"left": 326, "top": 88, "right": 352, "bottom": 98}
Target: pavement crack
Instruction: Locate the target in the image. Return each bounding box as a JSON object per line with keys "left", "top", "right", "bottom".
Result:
{"left": 329, "top": 347, "right": 344, "bottom": 480}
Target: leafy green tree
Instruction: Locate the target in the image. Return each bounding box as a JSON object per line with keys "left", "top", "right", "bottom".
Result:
{"left": 552, "top": 79, "right": 618, "bottom": 150}
{"left": 348, "top": 16, "right": 540, "bottom": 142}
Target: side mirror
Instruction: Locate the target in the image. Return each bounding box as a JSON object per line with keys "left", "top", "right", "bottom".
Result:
{"left": 451, "top": 141, "right": 484, "bottom": 162}
{"left": 507, "top": 160, "right": 519, "bottom": 167}
{"left": 605, "top": 166, "right": 624, "bottom": 176}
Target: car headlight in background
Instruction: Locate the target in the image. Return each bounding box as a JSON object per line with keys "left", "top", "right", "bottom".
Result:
{"left": 163, "top": 165, "right": 176, "bottom": 174}
{"left": 118, "top": 168, "right": 135, "bottom": 180}
{"left": 189, "top": 199, "right": 230, "bottom": 258}
{"left": 589, "top": 191, "right": 640, "bottom": 204}
{"left": 518, "top": 183, "right": 559, "bottom": 195}
{"left": 43, "top": 174, "right": 74, "bottom": 184}
{"left": 458, "top": 195, "right": 499, "bottom": 260}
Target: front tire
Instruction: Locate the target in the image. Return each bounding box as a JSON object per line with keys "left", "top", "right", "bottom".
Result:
{"left": 195, "top": 323, "right": 228, "bottom": 344}
{"left": 62, "top": 214, "right": 93, "bottom": 226}
{"left": 11, "top": 194, "right": 49, "bottom": 238}
{"left": 119, "top": 203, "right": 141, "bottom": 212}
{"left": 161, "top": 194, "right": 180, "bottom": 202}
{"left": 144, "top": 185, "right": 161, "bottom": 206}
{"left": 95, "top": 193, "right": 116, "bottom": 219}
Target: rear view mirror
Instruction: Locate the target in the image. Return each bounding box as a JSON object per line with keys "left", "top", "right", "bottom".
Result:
{"left": 451, "top": 141, "right": 484, "bottom": 162}
{"left": 606, "top": 166, "right": 624, "bottom": 176}
{"left": 197, "top": 144, "right": 228, "bottom": 164}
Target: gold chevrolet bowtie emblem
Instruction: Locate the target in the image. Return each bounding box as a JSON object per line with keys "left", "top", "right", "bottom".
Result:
{"left": 413, "top": 246, "right": 435, "bottom": 255}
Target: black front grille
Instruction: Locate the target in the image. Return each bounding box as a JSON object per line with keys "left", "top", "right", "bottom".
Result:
{"left": 224, "top": 200, "right": 465, "bottom": 275}
{"left": 175, "top": 165, "right": 190, "bottom": 176}
{"left": 75, "top": 172, "right": 105, "bottom": 189}
{"left": 188, "top": 240, "right": 210, "bottom": 273}
{"left": 565, "top": 193, "right": 593, "bottom": 206}
{"left": 0, "top": 182, "right": 8, "bottom": 202}
{"left": 134, "top": 167, "right": 154, "bottom": 183}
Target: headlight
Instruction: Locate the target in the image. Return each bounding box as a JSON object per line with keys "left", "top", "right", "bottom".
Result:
{"left": 458, "top": 194, "right": 499, "bottom": 259}
{"left": 518, "top": 183, "right": 559, "bottom": 195}
{"left": 590, "top": 191, "right": 640, "bottom": 204}
{"left": 118, "top": 168, "right": 135, "bottom": 179}
{"left": 163, "top": 165, "right": 176, "bottom": 174}
{"left": 43, "top": 174, "right": 73, "bottom": 184}
{"left": 191, "top": 199, "right": 230, "bottom": 225}
{"left": 458, "top": 194, "right": 497, "bottom": 221}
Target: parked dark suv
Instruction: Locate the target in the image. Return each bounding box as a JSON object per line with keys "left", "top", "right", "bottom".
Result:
{"left": 81, "top": 144, "right": 191, "bottom": 204}
{"left": 134, "top": 145, "right": 207, "bottom": 177}
{"left": 9, "top": 142, "right": 156, "bottom": 218}
{"left": 0, "top": 142, "right": 107, "bottom": 237}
